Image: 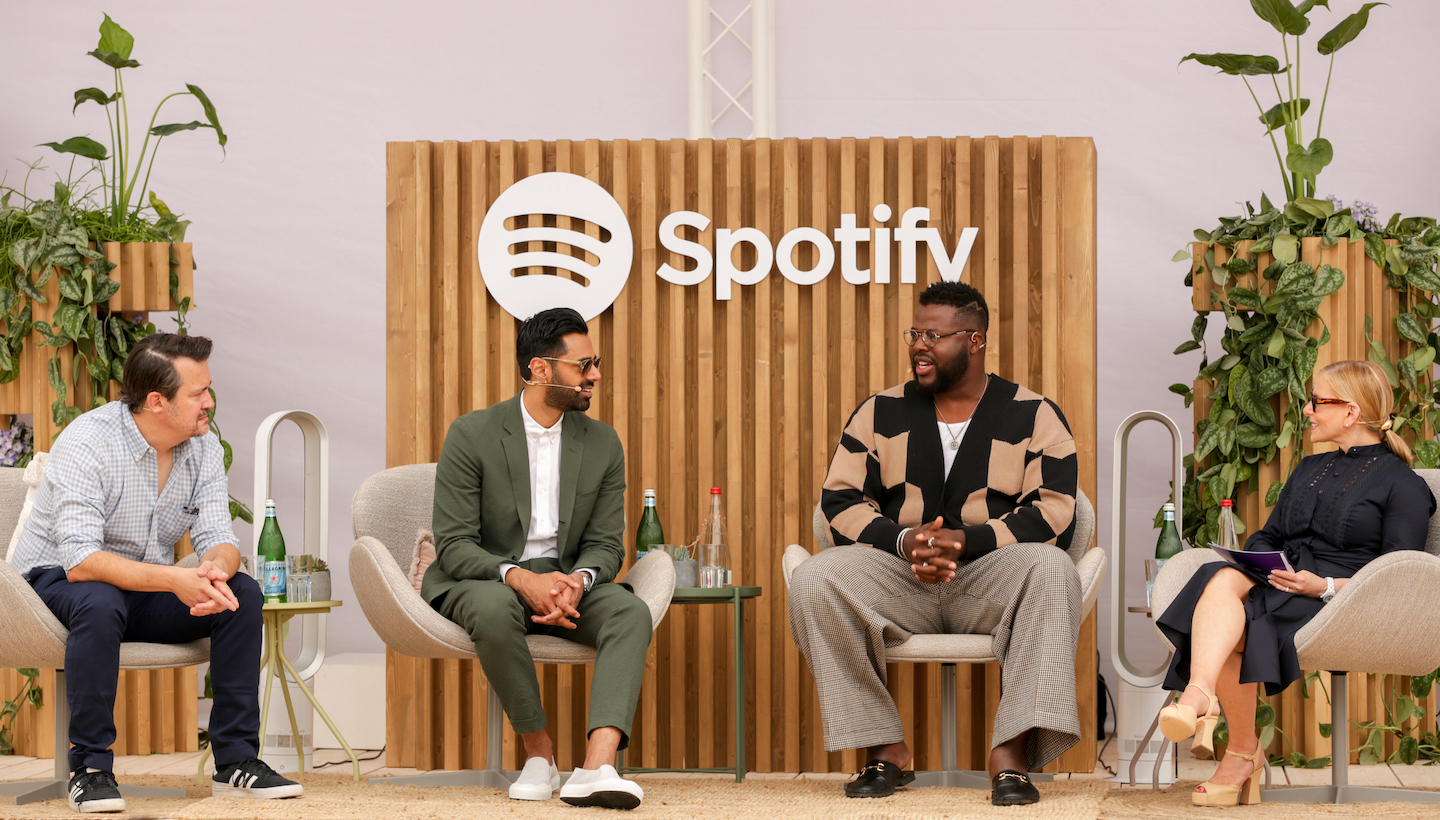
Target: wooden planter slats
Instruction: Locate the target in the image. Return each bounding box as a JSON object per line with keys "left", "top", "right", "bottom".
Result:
{"left": 0, "top": 241, "right": 198, "bottom": 760}
{"left": 1189, "top": 235, "right": 1436, "bottom": 763}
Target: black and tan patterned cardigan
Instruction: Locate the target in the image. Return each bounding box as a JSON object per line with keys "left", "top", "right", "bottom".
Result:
{"left": 820, "top": 375, "right": 1078, "bottom": 560}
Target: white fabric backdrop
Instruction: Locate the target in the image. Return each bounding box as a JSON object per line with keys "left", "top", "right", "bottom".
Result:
{"left": 3, "top": 0, "right": 1437, "bottom": 705}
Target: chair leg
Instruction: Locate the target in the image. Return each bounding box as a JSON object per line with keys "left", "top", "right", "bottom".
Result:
{"left": 910, "top": 664, "right": 1054, "bottom": 790}
{"left": 369, "top": 683, "right": 518, "bottom": 788}
{"left": 1263, "top": 672, "right": 1440, "bottom": 804}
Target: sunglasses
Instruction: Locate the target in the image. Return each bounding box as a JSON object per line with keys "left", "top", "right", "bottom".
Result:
{"left": 1308, "top": 392, "right": 1349, "bottom": 411}
{"left": 544, "top": 355, "right": 602, "bottom": 374}
{"left": 902, "top": 329, "right": 980, "bottom": 347}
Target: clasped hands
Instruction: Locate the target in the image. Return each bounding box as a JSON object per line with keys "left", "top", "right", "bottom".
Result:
{"left": 177, "top": 559, "right": 240, "bottom": 616}
{"left": 902, "top": 518, "right": 966, "bottom": 584}
{"left": 506, "top": 568, "right": 587, "bottom": 629}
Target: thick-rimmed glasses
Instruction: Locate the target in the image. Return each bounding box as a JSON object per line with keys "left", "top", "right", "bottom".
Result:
{"left": 902, "top": 328, "right": 979, "bottom": 347}
{"left": 1308, "top": 392, "right": 1349, "bottom": 411}
{"left": 544, "top": 355, "right": 602, "bottom": 374}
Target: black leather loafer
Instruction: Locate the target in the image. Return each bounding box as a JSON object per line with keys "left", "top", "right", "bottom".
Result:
{"left": 842, "top": 759, "right": 916, "bottom": 798}
{"left": 991, "top": 770, "right": 1040, "bottom": 806}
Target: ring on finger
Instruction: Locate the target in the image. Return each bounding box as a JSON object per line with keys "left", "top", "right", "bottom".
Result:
{"left": 928, "top": 536, "right": 935, "bottom": 548}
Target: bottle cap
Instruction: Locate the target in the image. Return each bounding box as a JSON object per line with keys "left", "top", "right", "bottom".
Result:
{"left": 710, "top": 487, "right": 722, "bottom": 495}
{"left": 265, "top": 498, "right": 276, "bottom": 507}
{"left": 1221, "top": 499, "right": 1233, "bottom": 507}
{"left": 643, "top": 489, "right": 655, "bottom": 497}
{"left": 1163, "top": 502, "right": 1175, "bottom": 511}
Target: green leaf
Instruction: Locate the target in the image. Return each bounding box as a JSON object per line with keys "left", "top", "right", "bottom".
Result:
{"left": 1407, "top": 264, "right": 1440, "bottom": 293}
{"left": 186, "top": 85, "right": 228, "bottom": 149}
{"left": 97, "top": 13, "right": 135, "bottom": 59}
{"left": 1256, "top": 701, "right": 1276, "bottom": 728}
{"left": 1172, "top": 249, "right": 1192, "bottom": 262}
{"left": 1297, "top": 0, "right": 1330, "bottom": 11}
{"left": 1396, "top": 313, "right": 1429, "bottom": 345}
{"left": 1265, "top": 480, "right": 1284, "bottom": 506}
{"left": 72, "top": 87, "right": 119, "bottom": 113}
{"left": 1179, "top": 52, "right": 1286, "bottom": 76}
{"left": 1306, "top": 756, "right": 1331, "bottom": 768}
{"left": 1254, "top": 365, "right": 1290, "bottom": 397}
{"left": 57, "top": 274, "right": 84, "bottom": 302}
{"left": 1174, "top": 339, "right": 1201, "bottom": 355}
{"left": 38, "top": 137, "right": 109, "bottom": 161}
{"left": 1396, "top": 694, "right": 1419, "bottom": 725}
{"left": 1364, "top": 233, "right": 1387, "bottom": 268}
{"left": 1236, "top": 422, "right": 1274, "bottom": 448}
{"left": 1367, "top": 339, "right": 1399, "bottom": 387}
{"left": 1292, "top": 196, "right": 1336, "bottom": 221}
{"left": 16, "top": 273, "right": 46, "bottom": 304}
{"left": 1229, "top": 287, "right": 1263, "bottom": 311}
{"left": 1192, "top": 313, "right": 1208, "bottom": 343}
{"left": 1287, "top": 138, "right": 1334, "bottom": 187}
{"left": 1259, "top": 724, "right": 1275, "bottom": 749}
{"left": 150, "top": 121, "right": 205, "bottom": 137}
{"left": 1319, "top": 721, "right": 1332, "bottom": 738}
{"left": 1278, "top": 261, "right": 1317, "bottom": 294}
{"left": 1393, "top": 736, "right": 1420, "bottom": 766}
{"left": 1259, "top": 98, "right": 1310, "bottom": 133}
{"left": 1317, "top": 3, "right": 1386, "bottom": 55}
{"left": 1252, "top": 0, "right": 1311, "bottom": 34}
{"left": 86, "top": 49, "right": 140, "bottom": 69}
{"left": 1272, "top": 233, "right": 1300, "bottom": 265}
{"left": 1415, "top": 440, "right": 1440, "bottom": 470}
{"left": 1311, "top": 264, "right": 1344, "bottom": 296}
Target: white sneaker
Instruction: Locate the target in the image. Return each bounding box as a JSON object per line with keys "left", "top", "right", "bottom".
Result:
{"left": 559, "top": 764, "right": 643, "bottom": 810}
{"left": 508, "top": 757, "right": 560, "bottom": 801}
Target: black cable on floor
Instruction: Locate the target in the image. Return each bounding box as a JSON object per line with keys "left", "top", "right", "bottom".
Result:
{"left": 311, "top": 747, "right": 386, "bottom": 770}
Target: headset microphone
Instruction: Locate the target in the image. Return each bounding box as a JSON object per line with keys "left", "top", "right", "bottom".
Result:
{"left": 523, "top": 378, "right": 586, "bottom": 393}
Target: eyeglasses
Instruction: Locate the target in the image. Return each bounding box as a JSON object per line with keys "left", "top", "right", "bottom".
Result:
{"left": 1308, "top": 392, "right": 1349, "bottom": 411}
{"left": 902, "top": 329, "right": 980, "bottom": 347}
{"left": 544, "top": 355, "right": 602, "bottom": 374}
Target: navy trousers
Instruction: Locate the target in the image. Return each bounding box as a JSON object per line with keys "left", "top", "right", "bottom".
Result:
{"left": 28, "top": 565, "right": 263, "bottom": 773}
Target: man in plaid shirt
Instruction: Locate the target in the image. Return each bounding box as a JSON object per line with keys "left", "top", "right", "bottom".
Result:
{"left": 11, "top": 334, "right": 302, "bottom": 813}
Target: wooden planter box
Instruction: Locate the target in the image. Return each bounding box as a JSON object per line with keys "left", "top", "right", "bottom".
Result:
{"left": 0, "top": 241, "right": 198, "bottom": 759}
{"left": 1188, "top": 235, "right": 1436, "bottom": 763}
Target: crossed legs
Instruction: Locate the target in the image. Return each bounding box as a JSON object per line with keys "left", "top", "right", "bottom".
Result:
{"left": 1177, "top": 566, "right": 1260, "bottom": 788}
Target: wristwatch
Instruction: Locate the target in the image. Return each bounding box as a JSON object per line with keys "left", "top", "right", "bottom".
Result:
{"left": 575, "top": 570, "right": 595, "bottom": 593}
{"left": 1321, "top": 576, "right": 1336, "bottom": 604}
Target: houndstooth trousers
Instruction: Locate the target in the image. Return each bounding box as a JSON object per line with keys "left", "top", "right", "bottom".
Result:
{"left": 788, "top": 543, "right": 1081, "bottom": 770}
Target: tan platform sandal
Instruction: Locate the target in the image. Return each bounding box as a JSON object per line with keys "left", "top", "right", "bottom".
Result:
{"left": 1158, "top": 682, "right": 1221, "bottom": 756}
{"left": 1192, "top": 744, "right": 1263, "bottom": 807}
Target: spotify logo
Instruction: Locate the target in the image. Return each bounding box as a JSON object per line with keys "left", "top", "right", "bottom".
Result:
{"left": 476, "top": 172, "right": 634, "bottom": 321}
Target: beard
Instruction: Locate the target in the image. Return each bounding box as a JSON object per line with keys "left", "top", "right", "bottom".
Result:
{"left": 914, "top": 351, "right": 969, "bottom": 396}
{"left": 544, "top": 381, "right": 595, "bottom": 413}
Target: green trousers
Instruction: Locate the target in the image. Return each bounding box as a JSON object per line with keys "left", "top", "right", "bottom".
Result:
{"left": 439, "top": 557, "right": 653, "bottom": 748}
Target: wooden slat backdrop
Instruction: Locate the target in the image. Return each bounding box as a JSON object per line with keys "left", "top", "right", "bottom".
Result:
{"left": 385, "top": 136, "right": 1098, "bottom": 774}
{"left": 1190, "top": 237, "right": 1437, "bottom": 762}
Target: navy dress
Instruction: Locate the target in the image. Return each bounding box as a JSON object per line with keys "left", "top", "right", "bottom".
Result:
{"left": 1158, "top": 443, "right": 1435, "bottom": 695}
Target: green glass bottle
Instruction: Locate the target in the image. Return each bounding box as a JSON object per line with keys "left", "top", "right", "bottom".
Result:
{"left": 258, "top": 499, "right": 288, "bottom": 603}
{"left": 1155, "top": 502, "right": 1183, "bottom": 561}
{"left": 635, "top": 489, "right": 665, "bottom": 559}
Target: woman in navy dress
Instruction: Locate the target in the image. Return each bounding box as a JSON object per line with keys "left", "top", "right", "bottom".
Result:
{"left": 1155, "top": 360, "right": 1435, "bottom": 806}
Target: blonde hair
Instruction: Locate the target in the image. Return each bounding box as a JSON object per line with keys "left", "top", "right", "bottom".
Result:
{"left": 1317, "top": 360, "right": 1413, "bottom": 466}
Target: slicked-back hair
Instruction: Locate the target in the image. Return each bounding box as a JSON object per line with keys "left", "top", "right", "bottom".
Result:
{"left": 918, "top": 281, "right": 989, "bottom": 331}
{"left": 120, "top": 333, "right": 214, "bottom": 413}
{"left": 516, "top": 307, "right": 590, "bottom": 379}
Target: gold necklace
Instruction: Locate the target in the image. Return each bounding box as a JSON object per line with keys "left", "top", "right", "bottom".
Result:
{"left": 935, "top": 375, "right": 988, "bottom": 451}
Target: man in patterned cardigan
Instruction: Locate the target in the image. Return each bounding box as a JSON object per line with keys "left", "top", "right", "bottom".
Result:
{"left": 789, "top": 281, "right": 1080, "bottom": 806}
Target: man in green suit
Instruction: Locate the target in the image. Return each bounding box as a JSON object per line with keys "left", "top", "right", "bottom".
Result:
{"left": 422, "top": 307, "right": 651, "bottom": 810}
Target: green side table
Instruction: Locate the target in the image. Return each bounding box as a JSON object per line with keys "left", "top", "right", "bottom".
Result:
{"left": 619, "top": 585, "right": 762, "bottom": 782}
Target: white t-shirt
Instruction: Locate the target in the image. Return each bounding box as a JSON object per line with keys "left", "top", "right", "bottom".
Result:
{"left": 939, "top": 419, "right": 971, "bottom": 478}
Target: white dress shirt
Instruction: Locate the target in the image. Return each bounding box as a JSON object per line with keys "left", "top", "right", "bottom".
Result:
{"left": 499, "top": 398, "right": 594, "bottom": 587}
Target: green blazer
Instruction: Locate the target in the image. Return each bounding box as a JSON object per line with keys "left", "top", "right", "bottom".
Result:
{"left": 421, "top": 391, "right": 628, "bottom": 608}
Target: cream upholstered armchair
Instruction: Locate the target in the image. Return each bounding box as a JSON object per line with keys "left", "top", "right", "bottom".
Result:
{"left": 1150, "top": 468, "right": 1440, "bottom": 805}
{"left": 349, "top": 463, "right": 676, "bottom": 788}
{"left": 781, "top": 490, "right": 1105, "bottom": 788}
{"left": 0, "top": 461, "right": 200, "bottom": 806}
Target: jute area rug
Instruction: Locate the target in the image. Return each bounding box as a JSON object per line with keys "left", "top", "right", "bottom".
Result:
{"left": 1097, "top": 780, "right": 1440, "bottom": 819}
{"left": 0, "top": 774, "right": 1109, "bottom": 820}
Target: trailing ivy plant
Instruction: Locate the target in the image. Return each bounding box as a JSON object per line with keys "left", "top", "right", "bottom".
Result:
{"left": 0, "top": 668, "right": 41, "bottom": 756}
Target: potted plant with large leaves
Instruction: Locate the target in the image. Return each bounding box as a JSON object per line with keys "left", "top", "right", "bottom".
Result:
{"left": 1169, "top": 0, "right": 1440, "bottom": 769}
{"left": 1, "top": 13, "right": 226, "bottom": 447}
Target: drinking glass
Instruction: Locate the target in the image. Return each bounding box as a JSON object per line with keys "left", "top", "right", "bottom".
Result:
{"left": 700, "top": 543, "right": 730, "bottom": 588}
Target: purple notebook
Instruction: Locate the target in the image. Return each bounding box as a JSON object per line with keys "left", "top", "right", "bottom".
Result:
{"left": 1207, "top": 543, "right": 1295, "bottom": 574}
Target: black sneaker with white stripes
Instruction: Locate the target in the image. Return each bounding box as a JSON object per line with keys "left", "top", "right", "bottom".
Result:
{"left": 212, "top": 758, "right": 304, "bottom": 799}
{"left": 67, "top": 769, "right": 125, "bottom": 813}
